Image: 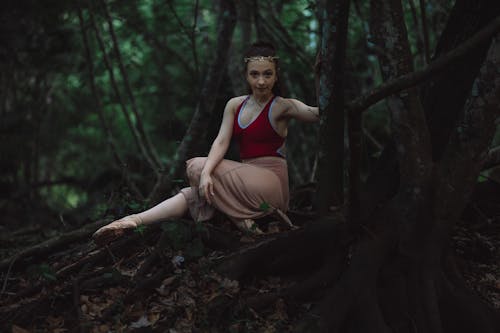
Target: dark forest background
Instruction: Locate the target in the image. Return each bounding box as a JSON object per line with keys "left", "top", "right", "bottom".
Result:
{"left": 1, "top": 0, "right": 499, "bottom": 332}
{"left": 0, "top": 0, "right": 457, "bottom": 223}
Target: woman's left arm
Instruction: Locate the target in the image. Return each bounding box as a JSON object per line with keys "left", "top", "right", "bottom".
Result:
{"left": 281, "top": 98, "right": 320, "bottom": 123}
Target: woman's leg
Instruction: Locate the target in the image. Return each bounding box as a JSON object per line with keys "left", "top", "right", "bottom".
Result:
{"left": 93, "top": 192, "right": 188, "bottom": 245}
{"left": 137, "top": 192, "right": 188, "bottom": 224}
{"left": 184, "top": 156, "right": 284, "bottom": 234}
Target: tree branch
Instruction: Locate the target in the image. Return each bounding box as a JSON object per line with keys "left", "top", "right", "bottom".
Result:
{"left": 165, "top": 0, "right": 201, "bottom": 80}
{"left": 98, "top": 0, "right": 162, "bottom": 171}
{"left": 370, "top": 0, "right": 432, "bottom": 187}
{"left": 0, "top": 219, "right": 110, "bottom": 271}
{"left": 419, "top": 0, "right": 431, "bottom": 64}
{"left": 436, "top": 33, "right": 500, "bottom": 227}
{"left": 87, "top": 0, "right": 159, "bottom": 175}
{"left": 259, "top": 2, "right": 313, "bottom": 68}
{"left": 347, "top": 15, "right": 500, "bottom": 114}
{"left": 77, "top": 1, "right": 144, "bottom": 200}
{"left": 148, "top": 0, "right": 237, "bottom": 204}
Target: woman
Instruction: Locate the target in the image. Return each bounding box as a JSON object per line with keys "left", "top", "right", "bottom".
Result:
{"left": 93, "top": 41, "right": 319, "bottom": 245}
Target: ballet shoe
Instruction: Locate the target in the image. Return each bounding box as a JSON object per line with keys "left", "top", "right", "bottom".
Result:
{"left": 92, "top": 214, "right": 141, "bottom": 246}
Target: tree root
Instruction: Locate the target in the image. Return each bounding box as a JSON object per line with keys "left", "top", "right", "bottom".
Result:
{"left": 215, "top": 219, "right": 349, "bottom": 280}
{"left": 243, "top": 248, "right": 345, "bottom": 312}
{"left": 0, "top": 218, "right": 111, "bottom": 271}
{"left": 213, "top": 213, "right": 500, "bottom": 333}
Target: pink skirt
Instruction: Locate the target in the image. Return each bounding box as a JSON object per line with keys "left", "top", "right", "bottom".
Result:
{"left": 180, "top": 156, "right": 289, "bottom": 222}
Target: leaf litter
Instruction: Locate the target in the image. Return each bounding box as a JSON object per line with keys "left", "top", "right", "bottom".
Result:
{"left": 1, "top": 207, "right": 498, "bottom": 332}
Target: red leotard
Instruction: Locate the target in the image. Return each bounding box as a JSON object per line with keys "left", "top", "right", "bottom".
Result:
{"left": 233, "top": 95, "right": 286, "bottom": 160}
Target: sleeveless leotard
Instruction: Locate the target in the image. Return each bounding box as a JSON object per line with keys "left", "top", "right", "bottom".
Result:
{"left": 233, "top": 95, "right": 286, "bottom": 160}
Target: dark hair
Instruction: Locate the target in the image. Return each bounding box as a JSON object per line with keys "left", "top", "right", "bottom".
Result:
{"left": 243, "top": 41, "right": 282, "bottom": 96}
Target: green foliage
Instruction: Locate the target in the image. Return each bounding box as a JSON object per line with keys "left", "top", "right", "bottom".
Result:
{"left": 40, "top": 185, "right": 88, "bottom": 211}
{"left": 134, "top": 224, "right": 147, "bottom": 235}
{"left": 127, "top": 200, "right": 146, "bottom": 212}
{"left": 477, "top": 174, "right": 488, "bottom": 183}
{"left": 259, "top": 201, "right": 270, "bottom": 212}
{"left": 0, "top": 0, "right": 468, "bottom": 223}
{"left": 89, "top": 202, "right": 110, "bottom": 220}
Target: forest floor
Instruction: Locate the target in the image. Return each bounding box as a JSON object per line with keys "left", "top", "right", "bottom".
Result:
{"left": 0, "top": 182, "right": 499, "bottom": 333}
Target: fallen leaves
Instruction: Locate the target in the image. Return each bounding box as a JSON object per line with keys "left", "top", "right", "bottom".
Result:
{"left": 3, "top": 212, "right": 498, "bottom": 333}
{"left": 129, "top": 315, "right": 154, "bottom": 328}
{"left": 45, "top": 316, "right": 67, "bottom": 332}
{"left": 80, "top": 294, "right": 114, "bottom": 319}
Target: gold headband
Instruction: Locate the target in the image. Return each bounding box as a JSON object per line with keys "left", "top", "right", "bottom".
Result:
{"left": 244, "top": 56, "right": 279, "bottom": 63}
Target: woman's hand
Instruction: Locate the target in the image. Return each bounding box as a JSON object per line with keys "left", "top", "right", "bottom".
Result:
{"left": 92, "top": 215, "right": 139, "bottom": 246}
{"left": 199, "top": 171, "right": 215, "bottom": 205}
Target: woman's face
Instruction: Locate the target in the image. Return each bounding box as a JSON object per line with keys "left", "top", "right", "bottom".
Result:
{"left": 245, "top": 60, "right": 277, "bottom": 96}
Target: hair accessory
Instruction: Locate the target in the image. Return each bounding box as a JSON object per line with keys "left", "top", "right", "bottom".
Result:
{"left": 244, "top": 56, "right": 279, "bottom": 63}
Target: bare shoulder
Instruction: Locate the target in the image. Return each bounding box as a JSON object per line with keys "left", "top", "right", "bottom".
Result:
{"left": 274, "top": 96, "right": 302, "bottom": 106}
{"left": 225, "top": 95, "right": 248, "bottom": 113}
{"left": 273, "top": 96, "right": 294, "bottom": 114}
{"left": 274, "top": 96, "right": 288, "bottom": 105}
{"left": 274, "top": 96, "right": 320, "bottom": 122}
{"left": 272, "top": 96, "right": 288, "bottom": 109}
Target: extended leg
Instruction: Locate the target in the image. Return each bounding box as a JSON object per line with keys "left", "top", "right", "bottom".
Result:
{"left": 93, "top": 192, "right": 188, "bottom": 245}
{"left": 137, "top": 192, "right": 188, "bottom": 224}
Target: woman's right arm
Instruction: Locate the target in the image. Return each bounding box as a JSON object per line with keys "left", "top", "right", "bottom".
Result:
{"left": 198, "top": 97, "right": 239, "bottom": 203}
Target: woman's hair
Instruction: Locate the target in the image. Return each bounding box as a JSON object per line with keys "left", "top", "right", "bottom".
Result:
{"left": 243, "top": 41, "right": 282, "bottom": 96}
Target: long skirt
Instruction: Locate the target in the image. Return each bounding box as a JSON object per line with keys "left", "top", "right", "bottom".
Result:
{"left": 179, "top": 156, "right": 289, "bottom": 222}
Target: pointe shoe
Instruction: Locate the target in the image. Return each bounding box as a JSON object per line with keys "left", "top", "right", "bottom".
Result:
{"left": 92, "top": 214, "right": 141, "bottom": 246}
{"left": 233, "top": 219, "right": 264, "bottom": 235}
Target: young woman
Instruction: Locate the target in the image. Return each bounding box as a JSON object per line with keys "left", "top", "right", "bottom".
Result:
{"left": 93, "top": 41, "right": 319, "bottom": 245}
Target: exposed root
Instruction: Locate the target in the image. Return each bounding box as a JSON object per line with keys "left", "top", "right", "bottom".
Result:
{"left": 440, "top": 270, "right": 500, "bottom": 333}
{"left": 0, "top": 218, "right": 111, "bottom": 271}
{"left": 216, "top": 219, "right": 348, "bottom": 280}
{"left": 243, "top": 247, "right": 346, "bottom": 312}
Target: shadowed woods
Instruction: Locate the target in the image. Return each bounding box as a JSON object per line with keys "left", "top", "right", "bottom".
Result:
{"left": 1, "top": 0, "right": 500, "bottom": 332}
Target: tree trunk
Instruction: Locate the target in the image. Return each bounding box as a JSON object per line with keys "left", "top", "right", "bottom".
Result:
{"left": 356, "top": 0, "right": 500, "bottom": 219}
{"left": 213, "top": 1, "right": 500, "bottom": 332}
{"left": 148, "top": 0, "right": 237, "bottom": 204}
{"left": 434, "top": 31, "right": 500, "bottom": 332}
{"left": 422, "top": 0, "right": 500, "bottom": 161}
{"left": 315, "top": 0, "right": 350, "bottom": 214}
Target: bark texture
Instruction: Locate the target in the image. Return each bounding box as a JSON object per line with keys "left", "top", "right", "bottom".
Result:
{"left": 315, "top": 0, "right": 350, "bottom": 213}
